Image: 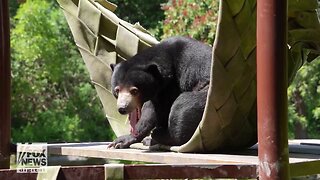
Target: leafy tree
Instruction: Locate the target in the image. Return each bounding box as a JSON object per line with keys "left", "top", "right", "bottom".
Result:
{"left": 288, "top": 58, "right": 320, "bottom": 138}
{"left": 161, "top": 0, "right": 219, "bottom": 45}
{"left": 109, "top": 0, "right": 167, "bottom": 38}
{"left": 9, "top": 0, "right": 19, "bottom": 17}
{"left": 11, "top": 0, "right": 114, "bottom": 142}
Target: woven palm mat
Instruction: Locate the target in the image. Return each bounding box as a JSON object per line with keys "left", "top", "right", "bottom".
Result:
{"left": 57, "top": 0, "right": 320, "bottom": 152}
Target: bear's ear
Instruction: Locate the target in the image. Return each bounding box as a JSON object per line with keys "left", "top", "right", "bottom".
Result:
{"left": 110, "top": 64, "right": 116, "bottom": 71}
{"left": 146, "top": 64, "right": 160, "bottom": 78}
{"left": 146, "top": 63, "right": 171, "bottom": 80}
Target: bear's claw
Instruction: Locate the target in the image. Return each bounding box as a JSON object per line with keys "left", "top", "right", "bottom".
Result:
{"left": 107, "top": 134, "right": 138, "bottom": 149}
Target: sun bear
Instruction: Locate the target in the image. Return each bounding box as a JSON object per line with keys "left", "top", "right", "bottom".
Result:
{"left": 108, "top": 36, "right": 212, "bottom": 149}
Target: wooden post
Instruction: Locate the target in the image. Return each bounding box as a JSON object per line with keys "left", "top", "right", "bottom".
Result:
{"left": 0, "top": 0, "right": 11, "bottom": 169}
{"left": 257, "top": 0, "right": 290, "bottom": 179}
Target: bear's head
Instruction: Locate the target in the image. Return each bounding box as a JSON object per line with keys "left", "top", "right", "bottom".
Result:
{"left": 110, "top": 61, "right": 162, "bottom": 115}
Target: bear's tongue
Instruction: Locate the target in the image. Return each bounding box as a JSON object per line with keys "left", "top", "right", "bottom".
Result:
{"left": 129, "top": 107, "right": 141, "bottom": 137}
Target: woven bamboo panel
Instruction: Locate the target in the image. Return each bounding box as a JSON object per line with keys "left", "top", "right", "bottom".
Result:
{"left": 178, "top": 0, "right": 320, "bottom": 152}
{"left": 57, "top": 0, "right": 159, "bottom": 137}
{"left": 178, "top": 0, "right": 258, "bottom": 152}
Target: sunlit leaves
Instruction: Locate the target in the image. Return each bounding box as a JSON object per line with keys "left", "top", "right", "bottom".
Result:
{"left": 11, "top": 0, "right": 114, "bottom": 142}
{"left": 161, "top": 0, "right": 219, "bottom": 45}
{"left": 288, "top": 58, "right": 320, "bottom": 138}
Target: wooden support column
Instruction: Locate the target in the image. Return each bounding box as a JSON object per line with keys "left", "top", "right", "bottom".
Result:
{"left": 0, "top": 0, "right": 11, "bottom": 169}
{"left": 257, "top": 0, "right": 289, "bottom": 179}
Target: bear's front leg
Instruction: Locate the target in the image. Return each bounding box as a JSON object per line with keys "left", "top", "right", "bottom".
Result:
{"left": 108, "top": 101, "right": 157, "bottom": 149}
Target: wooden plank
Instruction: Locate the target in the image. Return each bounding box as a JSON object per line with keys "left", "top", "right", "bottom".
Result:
{"left": 123, "top": 164, "right": 258, "bottom": 179}
{"left": 48, "top": 143, "right": 257, "bottom": 164}
{"left": 290, "top": 160, "right": 320, "bottom": 177}
{"left": 2, "top": 162, "right": 319, "bottom": 179}
{"left": 3, "top": 162, "right": 320, "bottom": 179}
{"left": 0, "top": 164, "right": 258, "bottom": 179}
{"left": 0, "top": 169, "right": 37, "bottom": 180}
{"left": 46, "top": 141, "right": 320, "bottom": 165}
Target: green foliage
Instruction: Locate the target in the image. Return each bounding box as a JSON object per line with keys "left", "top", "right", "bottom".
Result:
{"left": 109, "top": 0, "right": 167, "bottom": 38}
{"left": 11, "top": 0, "right": 114, "bottom": 143}
{"left": 9, "top": 0, "right": 19, "bottom": 17}
{"left": 161, "top": 0, "right": 219, "bottom": 44}
{"left": 288, "top": 58, "right": 320, "bottom": 138}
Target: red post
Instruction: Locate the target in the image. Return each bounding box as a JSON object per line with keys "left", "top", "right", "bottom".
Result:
{"left": 0, "top": 0, "right": 11, "bottom": 169}
{"left": 257, "top": 0, "right": 289, "bottom": 179}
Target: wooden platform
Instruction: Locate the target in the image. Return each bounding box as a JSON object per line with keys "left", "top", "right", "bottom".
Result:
{"left": 44, "top": 139, "right": 320, "bottom": 178}
{"left": 0, "top": 139, "right": 317, "bottom": 179}
{"left": 47, "top": 140, "right": 319, "bottom": 164}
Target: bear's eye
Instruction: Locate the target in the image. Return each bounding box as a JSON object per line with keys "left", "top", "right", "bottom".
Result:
{"left": 129, "top": 87, "right": 139, "bottom": 96}
{"left": 114, "top": 86, "right": 120, "bottom": 97}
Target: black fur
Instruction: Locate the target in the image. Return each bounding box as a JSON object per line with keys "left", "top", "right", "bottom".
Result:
{"left": 109, "top": 36, "right": 212, "bottom": 148}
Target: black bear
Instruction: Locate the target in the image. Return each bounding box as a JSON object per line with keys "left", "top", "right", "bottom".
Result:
{"left": 108, "top": 36, "right": 212, "bottom": 149}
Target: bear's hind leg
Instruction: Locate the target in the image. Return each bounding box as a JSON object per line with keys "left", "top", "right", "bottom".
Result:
{"left": 151, "top": 90, "right": 207, "bottom": 146}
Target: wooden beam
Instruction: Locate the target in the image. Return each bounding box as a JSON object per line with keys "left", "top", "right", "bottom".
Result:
{"left": 0, "top": 164, "right": 258, "bottom": 179}
{"left": 0, "top": 0, "right": 11, "bottom": 169}
{"left": 1, "top": 161, "right": 320, "bottom": 179}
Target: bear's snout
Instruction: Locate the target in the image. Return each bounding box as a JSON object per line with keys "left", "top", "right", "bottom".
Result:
{"left": 118, "top": 107, "right": 128, "bottom": 115}
{"left": 117, "top": 92, "right": 133, "bottom": 114}
{"left": 116, "top": 88, "right": 141, "bottom": 115}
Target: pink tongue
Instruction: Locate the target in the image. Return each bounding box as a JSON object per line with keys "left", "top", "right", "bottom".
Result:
{"left": 129, "top": 108, "right": 141, "bottom": 137}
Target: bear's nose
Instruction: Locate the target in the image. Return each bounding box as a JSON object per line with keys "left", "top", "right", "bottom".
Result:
{"left": 118, "top": 108, "right": 127, "bottom": 115}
